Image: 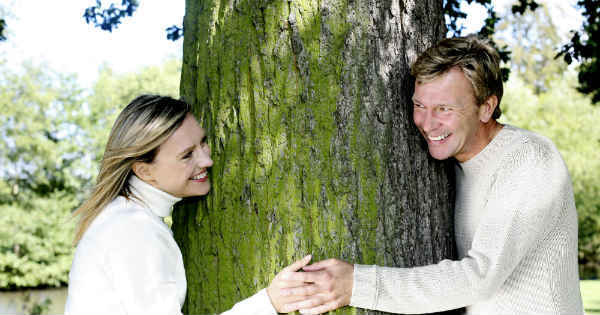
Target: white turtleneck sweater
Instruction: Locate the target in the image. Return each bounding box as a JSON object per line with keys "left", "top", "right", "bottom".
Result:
{"left": 350, "top": 125, "right": 583, "bottom": 314}
{"left": 65, "top": 175, "right": 277, "bottom": 315}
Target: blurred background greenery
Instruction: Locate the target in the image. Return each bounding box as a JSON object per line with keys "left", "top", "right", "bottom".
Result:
{"left": 0, "top": 58, "right": 181, "bottom": 289}
{"left": 0, "top": 0, "right": 598, "bottom": 314}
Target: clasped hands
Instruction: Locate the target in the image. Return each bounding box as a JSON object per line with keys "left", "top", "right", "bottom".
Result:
{"left": 267, "top": 255, "right": 354, "bottom": 314}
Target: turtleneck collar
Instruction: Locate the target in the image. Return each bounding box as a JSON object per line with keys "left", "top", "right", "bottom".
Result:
{"left": 128, "top": 175, "right": 182, "bottom": 218}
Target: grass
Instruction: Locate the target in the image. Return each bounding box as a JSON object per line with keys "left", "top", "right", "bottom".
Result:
{"left": 582, "top": 280, "right": 600, "bottom": 315}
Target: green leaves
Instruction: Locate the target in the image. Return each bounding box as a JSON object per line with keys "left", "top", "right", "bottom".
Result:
{"left": 556, "top": 0, "right": 600, "bottom": 104}
{"left": 0, "top": 192, "right": 76, "bottom": 288}
{"left": 0, "top": 63, "right": 88, "bottom": 197}
{"left": 0, "top": 58, "right": 181, "bottom": 288}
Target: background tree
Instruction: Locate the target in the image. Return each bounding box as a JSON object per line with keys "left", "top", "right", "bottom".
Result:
{"left": 0, "top": 58, "right": 181, "bottom": 289}
{"left": 494, "top": 3, "right": 567, "bottom": 94}
{"left": 172, "top": 1, "right": 458, "bottom": 314}
{"left": 0, "top": 18, "right": 5, "bottom": 42}
{"left": 0, "top": 62, "right": 83, "bottom": 288}
{"left": 557, "top": 0, "right": 600, "bottom": 103}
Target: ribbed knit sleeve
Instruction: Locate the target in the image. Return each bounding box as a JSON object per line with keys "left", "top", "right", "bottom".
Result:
{"left": 349, "top": 128, "right": 580, "bottom": 314}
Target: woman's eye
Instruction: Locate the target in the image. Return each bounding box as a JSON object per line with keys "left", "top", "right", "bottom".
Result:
{"left": 182, "top": 152, "right": 193, "bottom": 159}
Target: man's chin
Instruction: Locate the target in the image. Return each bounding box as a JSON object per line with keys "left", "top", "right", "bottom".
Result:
{"left": 427, "top": 148, "right": 451, "bottom": 161}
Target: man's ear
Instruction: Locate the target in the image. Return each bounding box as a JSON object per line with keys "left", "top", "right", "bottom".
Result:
{"left": 479, "top": 95, "right": 498, "bottom": 123}
{"left": 132, "top": 162, "right": 155, "bottom": 183}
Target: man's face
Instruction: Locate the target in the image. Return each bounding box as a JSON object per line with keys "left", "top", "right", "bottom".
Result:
{"left": 412, "top": 67, "right": 486, "bottom": 162}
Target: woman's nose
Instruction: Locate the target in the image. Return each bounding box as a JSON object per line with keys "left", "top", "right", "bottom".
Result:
{"left": 196, "top": 147, "right": 213, "bottom": 167}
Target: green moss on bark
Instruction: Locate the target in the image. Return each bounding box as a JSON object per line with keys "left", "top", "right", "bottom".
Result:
{"left": 175, "top": 1, "right": 455, "bottom": 314}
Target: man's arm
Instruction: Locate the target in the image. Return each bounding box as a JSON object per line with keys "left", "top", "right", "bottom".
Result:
{"left": 282, "top": 143, "right": 569, "bottom": 314}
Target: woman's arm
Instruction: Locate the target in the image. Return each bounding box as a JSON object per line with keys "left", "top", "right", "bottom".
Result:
{"left": 219, "top": 255, "right": 314, "bottom": 315}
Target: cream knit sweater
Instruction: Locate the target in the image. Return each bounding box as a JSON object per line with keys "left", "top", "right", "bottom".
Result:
{"left": 350, "top": 125, "right": 583, "bottom": 314}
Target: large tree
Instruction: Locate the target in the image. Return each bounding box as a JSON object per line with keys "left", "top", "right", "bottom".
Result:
{"left": 172, "top": 1, "right": 459, "bottom": 314}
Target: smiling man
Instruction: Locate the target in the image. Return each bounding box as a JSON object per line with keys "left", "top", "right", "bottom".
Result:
{"left": 281, "top": 36, "right": 584, "bottom": 315}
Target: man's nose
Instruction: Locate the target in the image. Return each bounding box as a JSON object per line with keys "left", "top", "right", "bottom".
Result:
{"left": 422, "top": 110, "right": 437, "bottom": 133}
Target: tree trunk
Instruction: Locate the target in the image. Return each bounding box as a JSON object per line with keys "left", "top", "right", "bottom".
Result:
{"left": 174, "top": 1, "right": 459, "bottom": 314}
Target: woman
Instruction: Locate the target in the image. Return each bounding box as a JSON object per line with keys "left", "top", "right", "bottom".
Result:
{"left": 65, "top": 95, "right": 310, "bottom": 315}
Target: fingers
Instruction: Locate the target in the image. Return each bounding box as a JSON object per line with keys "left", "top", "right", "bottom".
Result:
{"left": 281, "top": 283, "right": 319, "bottom": 297}
{"left": 300, "top": 299, "right": 345, "bottom": 315}
{"left": 281, "top": 269, "right": 330, "bottom": 283}
{"left": 302, "top": 258, "right": 338, "bottom": 271}
{"left": 282, "top": 254, "right": 313, "bottom": 272}
{"left": 283, "top": 294, "right": 328, "bottom": 312}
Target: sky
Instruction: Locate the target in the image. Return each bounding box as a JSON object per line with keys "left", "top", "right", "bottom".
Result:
{"left": 1, "top": 0, "right": 185, "bottom": 87}
{"left": 0, "top": 0, "right": 583, "bottom": 89}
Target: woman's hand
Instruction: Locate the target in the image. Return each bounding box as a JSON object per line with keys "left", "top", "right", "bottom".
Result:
{"left": 266, "top": 255, "right": 314, "bottom": 313}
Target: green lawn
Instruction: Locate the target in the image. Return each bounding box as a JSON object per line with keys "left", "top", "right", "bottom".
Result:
{"left": 582, "top": 280, "right": 600, "bottom": 315}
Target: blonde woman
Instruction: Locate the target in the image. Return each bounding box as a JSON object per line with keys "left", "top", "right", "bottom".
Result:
{"left": 65, "top": 95, "right": 311, "bottom": 315}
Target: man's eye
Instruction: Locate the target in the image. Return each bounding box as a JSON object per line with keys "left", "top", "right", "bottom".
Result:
{"left": 439, "top": 106, "right": 450, "bottom": 112}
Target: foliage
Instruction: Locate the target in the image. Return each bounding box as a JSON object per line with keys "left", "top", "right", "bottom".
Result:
{"left": 510, "top": 0, "right": 539, "bottom": 14}
{"left": 499, "top": 72, "right": 600, "bottom": 279}
{"left": 557, "top": 0, "right": 600, "bottom": 104}
{"left": 83, "top": 0, "right": 182, "bottom": 41}
{"left": 0, "top": 18, "right": 5, "bottom": 42}
{"left": 495, "top": 3, "right": 568, "bottom": 94}
{"left": 0, "top": 63, "right": 90, "bottom": 200}
{"left": 0, "top": 58, "right": 180, "bottom": 289}
{"left": 0, "top": 191, "right": 77, "bottom": 288}
{"left": 83, "top": 0, "right": 139, "bottom": 32}
{"left": 0, "top": 2, "right": 14, "bottom": 43}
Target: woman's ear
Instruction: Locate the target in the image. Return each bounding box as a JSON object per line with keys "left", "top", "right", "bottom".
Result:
{"left": 479, "top": 94, "right": 498, "bottom": 123}
{"left": 132, "top": 162, "right": 155, "bottom": 183}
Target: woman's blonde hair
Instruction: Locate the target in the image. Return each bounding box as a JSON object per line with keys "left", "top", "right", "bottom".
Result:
{"left": 73, "top": 95, "right": 191, "bottom": 244}
{"left": 411, "top": 35, "right": 504, "bottom": 119}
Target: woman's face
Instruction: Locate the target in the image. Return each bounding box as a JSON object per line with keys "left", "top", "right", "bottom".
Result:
{"left": 140, "top": 113, "right": 213, "bottom": 197}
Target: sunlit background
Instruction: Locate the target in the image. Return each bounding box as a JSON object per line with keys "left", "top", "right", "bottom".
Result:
{"left": 0, "top": 0, "right": 598, "bottom": 314}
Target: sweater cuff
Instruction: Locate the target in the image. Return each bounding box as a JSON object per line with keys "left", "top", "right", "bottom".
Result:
{"left": 349, "top": 264, "right": 377, "bottom": 309}
{"left": 254, "top": 288, "right": 278, "bottom": 315}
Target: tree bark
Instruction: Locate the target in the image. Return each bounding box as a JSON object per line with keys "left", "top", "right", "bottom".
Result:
{"left": 174, "top": 1, "right": 459, "bottom": 314}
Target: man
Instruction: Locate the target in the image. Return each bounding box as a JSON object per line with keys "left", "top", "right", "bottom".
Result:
{"left": 280, "top": 36, "right": 584, "bottom": 314}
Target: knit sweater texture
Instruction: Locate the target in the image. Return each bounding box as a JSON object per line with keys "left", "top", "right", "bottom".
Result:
{"left": 65, "top": 175, "right": 276, "bottom": 315}
{"left": 349, "top": 125, "right": 583, "bottom": 314}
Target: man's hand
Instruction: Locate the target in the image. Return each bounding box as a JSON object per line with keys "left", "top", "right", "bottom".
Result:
{"left": 280, "top": 258, "right": 354, "bottom": 314}
{"left": 266, "top": 254, "right": 314, "bottom": 313}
